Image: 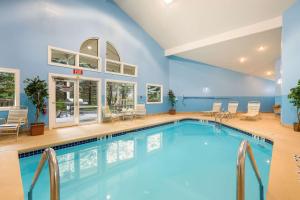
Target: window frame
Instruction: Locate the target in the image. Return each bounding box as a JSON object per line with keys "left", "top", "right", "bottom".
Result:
{"left": 122, "top": 62, "right": 138, "bottom": 77}
{"left": 104, "top": 79, "right": 138, "bottom": 110}
{"left": 105, "top": 59, "right": 123, "bottom": 75}
{"left": 48, "top": 45, "right": 102, "bottom": 72}
{"left": 80, "top": 37, "right": 99, "bottom": 58}
{"left": 0, "top": 67, "right": 20, "bottom": 111}
{"left": 106, "top": 42, "right": 121, "bottom": 62}
{"left": 105, "top": 42, "right": 137, "bottom": 77}
{"left": 146, "top": 83, "right": 163, "bottom": 104}
{"left": 105, "top": 59, "right": 137, "bottom": 77}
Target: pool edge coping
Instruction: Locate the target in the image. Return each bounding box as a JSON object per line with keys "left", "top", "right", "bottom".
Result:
{"left": 18, "top": 117, "right": 274, "bottom": 158}
{"left": 0, "top": 117, "right": 286, "bottom": 200}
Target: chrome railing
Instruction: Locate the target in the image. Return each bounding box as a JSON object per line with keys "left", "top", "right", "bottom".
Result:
{"left": 28, "top": 148, "right": 60, "bottom": 200}
{"left": 236, "top": 140, "right": 264, "bottom": 200}
{"left": 214, "top": 112, "right": 224, "bottom": 125}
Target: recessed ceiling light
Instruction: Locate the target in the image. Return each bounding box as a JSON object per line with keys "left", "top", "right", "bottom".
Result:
{"left": 266, "top": 71, "right": 273, "bottom": 76}
{"left": 257, "top": 45, "right": 266, "bottom": 52}
{"left": 164, "top": 0, "right": 173, "bottom": 5}
{"left": 239, "top": 57, "right": 247, "bottom": 63}
{"left": 87, "top": 45, "right": 92, "bottom": 50}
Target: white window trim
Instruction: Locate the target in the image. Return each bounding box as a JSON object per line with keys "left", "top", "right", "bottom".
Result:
{"left": 104, "top": 59, "right": 122, "bottom": 75}
{"left": 105, "top": 58, "right": 137, "bottom": 77}
{"left": 146, "top": 83, "right": 163, "bottom": 104}
{"left": 0, "top": 67, "right": 20, "bottom": 111}
{"left": 104, "top": 79, "right": 138, "bottom": 108}
{"left": 123, "top": 62, "right": 138, "bottom": 77}
{"left": 48, "top": 46, "right": 102, "bottom": 72}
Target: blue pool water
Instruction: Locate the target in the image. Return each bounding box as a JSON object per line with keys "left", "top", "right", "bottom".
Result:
{"left": 20, "top": 120, "right": 272, "bottom": 200}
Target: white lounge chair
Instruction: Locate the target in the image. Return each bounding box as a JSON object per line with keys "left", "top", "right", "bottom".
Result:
{"left": 0, "top": 107, "right": 28, "bottom": 139}
{"left": 222, "top": 101, "right": 239, "bottom": 119}
{"left": 102, "top": 106, "right": 116, "bottom": 122}
{"left": 121, "top": 108, "right": 134, "bottom": 120}
{"left": 241, "top": 102, "right": 261, "bottom": 120}
{"left": 134, "top": 104, "right": 146, "bottom": 118}
{"left": 202, "top": 102, "right": 222, "bottom": 116}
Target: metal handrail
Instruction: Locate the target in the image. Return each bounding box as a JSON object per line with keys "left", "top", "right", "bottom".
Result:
{"left": 28, "top": 148, "right": 60, "bottom": 200}
{"left": 214, "top": 112, "right": 224, "bottom": 124}
{"left": 236, "top": 140, "right": 264, "bottom": 200}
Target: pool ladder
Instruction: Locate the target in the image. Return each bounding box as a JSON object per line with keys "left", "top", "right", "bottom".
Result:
{"left": 236, "top": 140, "right": 264, "bottom": 200}
{"left": 26, "top": 141, "right": 262, "bottom": 200}
{"left": 214, "top": 112, "right": 224, "bottom": 126}
{"left": 28, "top": 148, "right": 60, "bottom": 200}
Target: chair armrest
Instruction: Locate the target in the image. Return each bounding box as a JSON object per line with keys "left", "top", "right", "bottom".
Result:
{"left": 18, "top": 118, "right": 25, "bottom": 126}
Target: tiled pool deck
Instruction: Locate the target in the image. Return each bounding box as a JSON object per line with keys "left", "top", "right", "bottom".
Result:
{"left": 0, "top": 113, "right": 299, "bottom": 200}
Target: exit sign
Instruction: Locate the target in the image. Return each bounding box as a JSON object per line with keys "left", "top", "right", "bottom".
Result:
{"left": 73, "top": 69, "right": 83, "bottom": 75}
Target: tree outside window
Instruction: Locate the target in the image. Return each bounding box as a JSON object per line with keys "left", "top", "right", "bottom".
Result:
{"left": 106, "top": 81, "right": 135, "bottom": 113}
{"left": 0, "top": 72, "right": 15, "bottom": 107}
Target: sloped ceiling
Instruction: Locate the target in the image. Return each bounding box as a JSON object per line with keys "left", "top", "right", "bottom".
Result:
{"left": 115, "top": 0, "right": 295, "bottom": 79}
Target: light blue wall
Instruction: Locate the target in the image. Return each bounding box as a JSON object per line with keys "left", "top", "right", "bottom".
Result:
{"left": 274, "top": 58, "right": 282, "bottom": 105}
{"left": 281, "top": 0, "right": 300, "bottom": 125}
{"left": 0, "top": 0, "right": 169, "bottom": 124}
{"left": 0, "top": 0, "right": 277, "bottom": 126}
{"left": 169, "top": 57, "right": 275, "bottom": 112}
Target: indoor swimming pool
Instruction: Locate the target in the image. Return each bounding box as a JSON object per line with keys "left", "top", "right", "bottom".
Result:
{"left": 19, "top": 120, "right": 273, "bottom": 200}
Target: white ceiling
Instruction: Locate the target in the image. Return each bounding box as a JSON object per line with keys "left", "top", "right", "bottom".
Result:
{"left": 179, "top": 28, "right": 281, "bottom": 80}
{"left": 115, "top": 0, "right": 295, "bottom": 80}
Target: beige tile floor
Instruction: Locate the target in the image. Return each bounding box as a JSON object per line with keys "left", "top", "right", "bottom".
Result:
{"left": 0, "top": 113, "right": 300, "bottom": 200}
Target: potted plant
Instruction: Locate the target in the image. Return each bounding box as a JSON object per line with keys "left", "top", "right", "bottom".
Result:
{"left": 288, "top": 80, "right": 300, "bottom": 132}
{"left": 168, "top": 90, "right": 176, "bottom": 115}
{"left": 24, "top": 76, "right": 48, "bottom": 136}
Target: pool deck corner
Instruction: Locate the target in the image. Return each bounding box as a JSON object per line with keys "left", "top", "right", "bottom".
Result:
{"left": 0, "top": 150, "right": 24, "bottom": 200}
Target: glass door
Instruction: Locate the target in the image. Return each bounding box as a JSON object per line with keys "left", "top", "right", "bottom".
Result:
{"left": 52, "top": 77, "right": 100, "bottom": 128}
{"left": 79, "top": 80, "right": 99, "bottom": 123}
{"left": 55, "top": 79, "right": 77, "bottom": 127}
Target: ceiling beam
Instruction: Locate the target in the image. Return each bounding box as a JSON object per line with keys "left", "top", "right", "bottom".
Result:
{"left": 165, "top": 16, "right": 282, "bottom": 56}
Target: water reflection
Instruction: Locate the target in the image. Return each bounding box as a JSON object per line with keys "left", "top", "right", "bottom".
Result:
{"left": 107, "top": 140, "right": 135, "bottom": 164}
{"left": 57, "top": 153, "right": 75, "bottom": 183}
{"left": 147, "top": 133, "right": 162, "bottom": 152}
{"left": 79, "top": 148, "right": 98, "bottom": 178}
{"left": 56, "top": 132, "right": 163, "bottom": 186}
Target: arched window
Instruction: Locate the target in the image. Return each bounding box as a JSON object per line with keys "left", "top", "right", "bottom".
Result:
{"left": 105, "top": 42, "right": 122, "bottom": 73}
{"left": 48, "top": 37, "right": 101, "bottom": 71}
{"left": 80, "top": 38, "right": 99, "bottom": 57}
{"left": 78, "top": 38, "right": 100, "bottom": 70}
{"left": 105, "top": 41, "right": 137, "bottom": 76}
{"left": 106, "top": 42, "right": 120, "bottom": 61}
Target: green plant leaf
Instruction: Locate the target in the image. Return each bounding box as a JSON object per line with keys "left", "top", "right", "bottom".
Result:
{"left": 168, "top": 90, "right": 176, "bottom": 109}
{"left": 24, "top": 76, "right": 48, "bottom": 123}
{"left": 288, "top": 80, "right": 300, "bottom": 123}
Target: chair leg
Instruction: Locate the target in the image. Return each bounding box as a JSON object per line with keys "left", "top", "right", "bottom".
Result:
{"left": 16, "top": 126, "right": 20, "bottom": 142}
